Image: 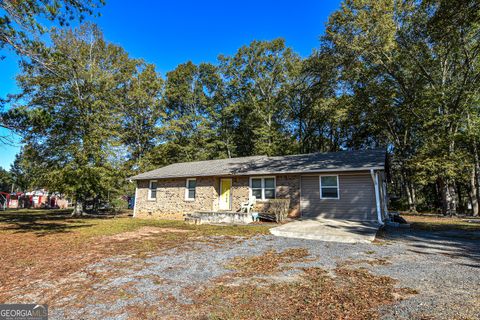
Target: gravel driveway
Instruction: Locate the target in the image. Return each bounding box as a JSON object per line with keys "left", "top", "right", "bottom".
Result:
{"left": 50, "top": 227, "right": 480, "bottom": 320}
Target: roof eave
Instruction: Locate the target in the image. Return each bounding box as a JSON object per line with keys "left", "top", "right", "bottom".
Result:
{"left": 129, "top": 166, "right": 385, "bottom": 181}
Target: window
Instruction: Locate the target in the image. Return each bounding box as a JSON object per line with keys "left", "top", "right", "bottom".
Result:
{"left": 320, "top": 175, "right": 339, "bottom": 199}
{"left": 148, "top": 180, "right": 157, "bottom": 200}
{"left": 250, "top": 177, "right": 275, "bottom": 200}
{"left": 185, "top": 178, "right": 196, "bottom": 200}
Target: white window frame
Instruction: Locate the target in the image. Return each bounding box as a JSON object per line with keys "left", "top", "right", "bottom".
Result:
{"left": 185, "top": 178, "right": 196, "bottom": 201}
{"left": 249, "top": 176, "right": 276, "bottom": 201}
{"left": 319, "top": 175, "right": 340, "bottom": 200}
{"left": 148, "top": 180, "right": 158, "bottom": 201}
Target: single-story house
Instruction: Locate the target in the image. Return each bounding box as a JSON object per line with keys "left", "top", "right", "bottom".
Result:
{"left": 129, "top": 149, "right": 389, "bottom": 224}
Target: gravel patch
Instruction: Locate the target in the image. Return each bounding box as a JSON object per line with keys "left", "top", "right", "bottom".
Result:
{"left": 49, "top": 228, "right": 480, "bottom": 319}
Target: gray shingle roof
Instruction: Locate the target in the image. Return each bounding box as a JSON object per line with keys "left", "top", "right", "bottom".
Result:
{"left": 129, "top": 149, "right": 386, "bottom": 180}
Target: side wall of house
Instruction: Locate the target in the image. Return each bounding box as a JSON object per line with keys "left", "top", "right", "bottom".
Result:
{"left": 300, "top": 172, "right": 377, "bottom": 221}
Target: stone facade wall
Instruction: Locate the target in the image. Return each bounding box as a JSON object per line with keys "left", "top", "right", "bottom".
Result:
{"left": 231, "top": 177, "right": 250, "bottom": 212}
{"left": 135, "top": 177, "right": 219, "bottom": 219}
{"left": 134, "top": 174, "right": 301, "bottom": 219}
{"left": 275, "top": 174, "right": 301, "bottom": 218}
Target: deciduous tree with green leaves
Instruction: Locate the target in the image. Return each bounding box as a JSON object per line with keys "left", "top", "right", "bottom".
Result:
{"left": 0, "top": 0, "right": 105, "bottom": 144}
{"left": 0, "top": 0, "right": 104, "bottom": 57}
{"left": 220, "top": 38, "right": 301, "bottom": 156}
{"left": 161, "top": 61, "right": 227, "bottom": 163}
{"left": 314, "top": 0, "right": 480, "bottom": 214}
{"left": 120, "top": 63, "right": 165, "bottom": 174}
{"left": 7, "top": 23, "right": 139, "bottom": 216}
{"left": 0, "top": 166, "right": 12, "bottom": 193}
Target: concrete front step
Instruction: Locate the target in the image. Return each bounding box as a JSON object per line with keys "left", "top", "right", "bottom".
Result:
{"left": 185, "top": 211, "right": 253, "bottom": 225}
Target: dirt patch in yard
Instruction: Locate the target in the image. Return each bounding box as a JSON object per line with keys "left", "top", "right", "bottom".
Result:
{"left": 102, "top": 226, "right": 192, "bottom": 241}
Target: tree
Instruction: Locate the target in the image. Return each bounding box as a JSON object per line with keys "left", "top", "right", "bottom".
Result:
{"left": 0, "top": 0, "right": 104, "bottom": 57}
{"left": 413, "top": 0, "right": 480, "bottom": 215}
{"left": 220, "top": 38, "right": 300, "bottom": 156}
{"left": 1, "top": 0, "right": 105, "bottom": 144}
{"left": 9, "top": 147, "right": 36, "bottom": 192}
{"left": 7, "top": 23, "right": 139, "bottom": 216}
{"left": 161, "top": 61, "right": 226, "bottom": 163}
{"left": 313, "top": 0, "right": 480, "bottom": 214}
{"left": 293, "top": 51, "right": 349, "bottom": 154}
{"left": 0, "top": 166, "right": 12, "bottom": 193}
{"left": 120, "top": 63, "right": 164, "bottom": 174}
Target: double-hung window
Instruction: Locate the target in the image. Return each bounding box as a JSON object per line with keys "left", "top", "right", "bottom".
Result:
{"left": 185, "top": 178, "right": 196, "bottom": 201}
{"left": 148, "top": 180, "right": 157, "bottom": 200}
{"left": 320, "top": 175, "right": 339, "bottom": 199}
{"left": 250, "top": 177, "right": 275, "bottom": 200}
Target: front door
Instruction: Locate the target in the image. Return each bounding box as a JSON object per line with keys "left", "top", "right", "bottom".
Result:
{"left": 219, "top": 179, "right": 232, "bottom": 210}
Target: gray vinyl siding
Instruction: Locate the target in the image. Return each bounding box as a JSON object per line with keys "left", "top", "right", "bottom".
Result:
{"left": 300, "top": 173, "right": 376, "bottom": 221}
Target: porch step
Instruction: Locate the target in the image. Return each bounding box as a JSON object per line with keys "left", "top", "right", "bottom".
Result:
{"left": 184, "top": 211, "right": 253, "bottom": 225}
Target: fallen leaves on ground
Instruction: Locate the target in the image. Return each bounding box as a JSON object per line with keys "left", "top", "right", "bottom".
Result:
{"left": 189, "top": 265, "right": 415, "bottom": 320}
{"left": 225, "top": 248, "right": 311, "bottom": 276}
{"left": 0, "top": 209, "right": 270, "bottom": 304}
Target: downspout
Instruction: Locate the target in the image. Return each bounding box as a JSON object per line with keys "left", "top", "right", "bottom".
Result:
{"left": 382, "top": 175, "right": 389, "bottom": 219}
{"left": 371, "top": 169, "right": 383, "bottom": 225}
{"left": 132, "top": 180, "right": 138, "bottom": 218}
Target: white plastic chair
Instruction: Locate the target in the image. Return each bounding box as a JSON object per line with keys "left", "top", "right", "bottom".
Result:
{"left": 240, "top": 196, "right": 256, "bottom": 214}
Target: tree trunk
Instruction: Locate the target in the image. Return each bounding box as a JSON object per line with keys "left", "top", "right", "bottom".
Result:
{"left": 405, "top": 185, "right": 416, "bottom": 213}
{"left": 439, "top": 178, "right": 457, "bottom": 216}
{"left": 404, "top": 174, "right": 417, "bottom": 213}
{"left": 471, "top": 168, "right": 479, "bottom": 216}
{"left": 71, "top": 199, "right": 85, "bottom": 217}
{"left": 456, "top": 182, "right": 463, "bottom": 213}
{"left": 473, "top": 141, "right": 480, "bottom": 216}
{"left": 409, "top": 184, "right": 417, "bottom": 213}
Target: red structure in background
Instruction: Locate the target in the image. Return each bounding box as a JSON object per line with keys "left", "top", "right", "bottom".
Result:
{"left": 0, "top": 192, "right": 24, "bottom": 209}
{"left": 0, "top": 190, "right": 69, "bottom": 210}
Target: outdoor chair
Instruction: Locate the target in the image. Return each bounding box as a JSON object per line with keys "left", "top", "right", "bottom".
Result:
{"left": 240, "top": 196, "right": 256, "bottom": 214}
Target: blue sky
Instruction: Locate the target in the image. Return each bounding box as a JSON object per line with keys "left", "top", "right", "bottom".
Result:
{"left": 0, "top": 0, "right": 342, "bottom": 169}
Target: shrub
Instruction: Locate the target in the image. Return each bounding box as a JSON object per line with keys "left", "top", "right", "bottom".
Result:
{"left": 264, "top": 199, "right": 290, "bottom": 223}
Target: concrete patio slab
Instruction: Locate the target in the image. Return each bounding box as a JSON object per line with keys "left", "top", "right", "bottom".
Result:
{"left": 270, "top": 218, "right": 380, "bottom": 243}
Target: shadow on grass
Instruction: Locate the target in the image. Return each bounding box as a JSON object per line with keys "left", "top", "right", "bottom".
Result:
{"left": 0, "top": 209, "right": 110, "bottom": 236}
{"left": 382, "top": 226, "right": 480, "bottom": 268}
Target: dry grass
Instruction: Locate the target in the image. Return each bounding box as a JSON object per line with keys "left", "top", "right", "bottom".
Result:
{"left": 402, "top": 214, "right": 480, "bottom": 232}
{"left": 1, "top": 209, "right": 420, "bottom": 319}
{"left": 187, "top": 265, "right": 414, "bottom": 320}
{"left": 0, "top": 209, "right": 270, "bottom": 303}
{"left": 338, "top": 257, "right": 391, "bottom": 267}
{"left": 160, "top": 248, "right": 417, "bottom": 320}
{"left": 225, "top": 248, "right": 311, "bottom": 276}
